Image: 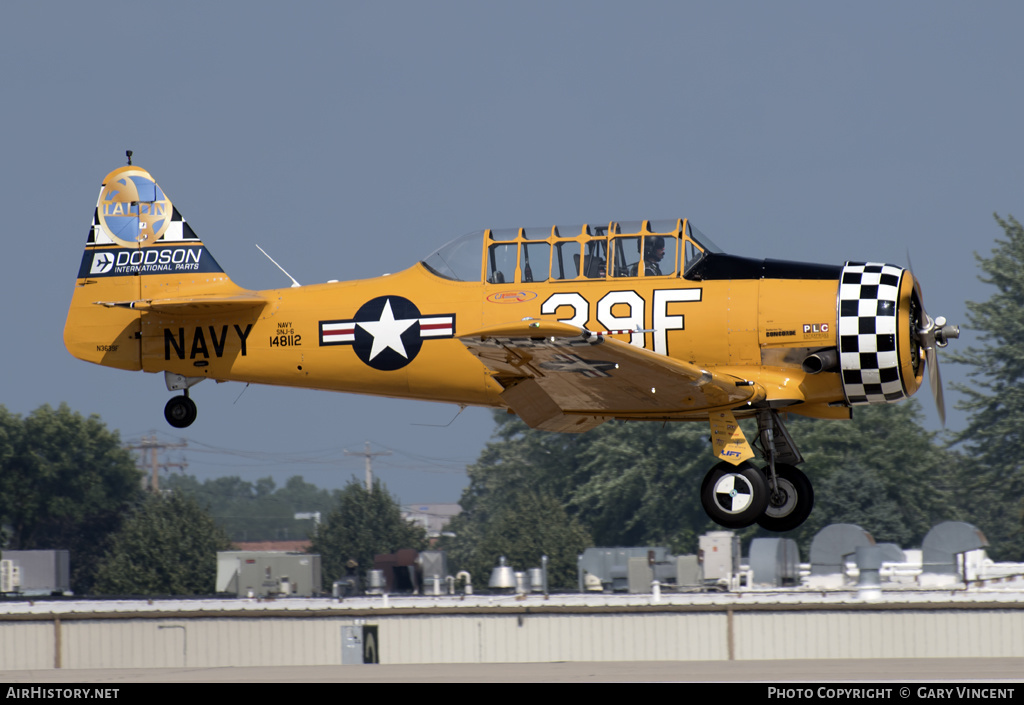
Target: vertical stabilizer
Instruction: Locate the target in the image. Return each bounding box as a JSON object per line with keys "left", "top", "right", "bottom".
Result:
{"left": 64, "top": 165, "right": 240, "bottom": 370}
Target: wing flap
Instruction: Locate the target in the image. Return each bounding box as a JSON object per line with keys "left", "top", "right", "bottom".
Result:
{"left": 459, "top": 320, "right": 764, "bottom": 427}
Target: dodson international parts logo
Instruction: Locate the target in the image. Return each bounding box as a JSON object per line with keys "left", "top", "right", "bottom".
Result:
{"left": 81, "top": 246, "right": 219, "bottom": 278}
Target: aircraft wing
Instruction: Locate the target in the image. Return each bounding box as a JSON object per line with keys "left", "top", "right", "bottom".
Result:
{"left": 94, "top": 293, "right": 267, "bottom": 314}
{"left": 459, "top": 319, "right": 764, "bottom": 432}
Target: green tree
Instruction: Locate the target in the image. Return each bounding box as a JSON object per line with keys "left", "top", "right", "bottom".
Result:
{"left": 308, "top": 478, "right": 427, "bottom": 589}
{"left": 92, "top": 491, "right": 233, "bottom": 595}
{"left": 450, "top": 413, "right": 723, "bottom": 557}
{"left": 569, "top": 420, "right": 722, "bottom": 551}
{"left": 948, "top": 214, "right": 1024, "bottom": 560}
{"left": 784, "top": 400, "right": 964, "bottom": 550}
{"left": 163, "top": 474, "right": 337, "bottom": 542}
{"left": 454, "top": 413, "right": 587, "bottom": 518}
{"left": 0, "top": 403, "right": 142, "bottom": 593}
{"left": 0, "top": 407, "right": 23, "bottom": 550}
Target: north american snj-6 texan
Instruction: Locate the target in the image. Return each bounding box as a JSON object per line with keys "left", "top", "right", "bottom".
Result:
{"left": 65, "top": 156, "right": 960, "bottom": 532}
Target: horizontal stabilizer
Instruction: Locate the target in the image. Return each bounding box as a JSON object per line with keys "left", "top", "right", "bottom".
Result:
{"left": 94, "top": 293, "right": 267, "bottom": 314}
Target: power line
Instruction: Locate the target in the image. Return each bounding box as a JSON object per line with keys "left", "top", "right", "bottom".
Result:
{"left": 344, "top": 441, "right": 392, "bottom": 490}
{"left": 122, "top": 433, "right": 475, "bottom": 476}
{"left": 124, "top": 435, "right": 187, "bottom": 492}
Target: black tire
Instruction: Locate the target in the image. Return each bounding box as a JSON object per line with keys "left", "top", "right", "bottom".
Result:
{"left": 700, "top": 460, "right": 769, "bottom": 529}
{"left": 164, "top": 395, "right": 197, "bottom": 428}
{"left": 756, "top": 463, "right": 814, "bottom": 532}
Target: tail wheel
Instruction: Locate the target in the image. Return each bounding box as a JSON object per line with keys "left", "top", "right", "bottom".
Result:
{"left": 700, "top": 461, "right": 769, "bottom": 529}
{"left": 756, "top": 463, "right": 814, "bottom": 532}
{"left": 164, "top": 395, "right": 198, "bottom": 428}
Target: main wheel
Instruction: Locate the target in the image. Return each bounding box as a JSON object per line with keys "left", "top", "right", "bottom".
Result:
{"left": 164, "top": 395, "right": 198, "bottom": 428}
{"left": 756, "top": 463, "right": 814, "bottom": 532}
{"left": 700, "top": 461, "right": 769, "bottom": 529}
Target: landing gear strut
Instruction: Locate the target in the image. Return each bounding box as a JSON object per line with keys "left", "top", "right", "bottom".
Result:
{"left": 163, "top": 371, "right": 204, "bottom": 429}
{"left": 164, "top": 390, "right": 198, "bottom": 428}
{"left": 700, "top": 410, "right": 815, "bottom": 532}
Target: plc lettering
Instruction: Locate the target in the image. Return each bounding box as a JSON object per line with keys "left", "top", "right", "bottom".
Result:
{"left": 541, "top": 288, "right": 701, "bottom": 355}
{"left": 164, "top": 324, "right": 253, "bottom": 360}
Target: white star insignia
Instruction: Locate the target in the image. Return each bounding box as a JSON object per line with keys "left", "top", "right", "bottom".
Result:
{"left": 357, "top": 299, "right": 417, "bottom": 360}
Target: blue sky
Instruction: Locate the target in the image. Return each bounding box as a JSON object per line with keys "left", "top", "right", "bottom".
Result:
{"left": 2, "top": 1, "right": 1020, "bottom": 503}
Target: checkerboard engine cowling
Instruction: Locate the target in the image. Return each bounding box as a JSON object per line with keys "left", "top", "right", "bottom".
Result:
{"left": 838, "top": 262, "right": 908, "bottom": 405}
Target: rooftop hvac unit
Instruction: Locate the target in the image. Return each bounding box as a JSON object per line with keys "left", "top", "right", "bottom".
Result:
{"left": 373, "top": 548, "right": 421, "bottom": 593}
{"left": 0, "top": 560, "right": 19, "bottom": 593}
{"left": 749, "top": 538, "right": 801, "bottom": 587}
{"left": 577, "top": 547, "right": 670, "bottom": 592}
{"left": 699, "top": 532, "right": 740, "bottom": 582}
{"left": 417, "top": 550, "right": 449, "bottom": 588}
{"left": 627, "top": 556, "right": 654, "bottom": 594}
{"left": 0, "top": 551, "right": 70, "bottom": 595}
{"left": 809, "top": 524, "right": 874, "bottom": 575}
{"left": 216, "top": 551, "right": 322, "bottom": 597}
{"left": 675, "top": 555, "right": 704, "bottom": 588}
{"left": 922, "top": 521, "right": 989, "bottom": 575}
{"left": 488, "top": 556, "right": 516, "bottom": 589}
{"left": 627, "top": 554, "right": 693, "bottom": 593}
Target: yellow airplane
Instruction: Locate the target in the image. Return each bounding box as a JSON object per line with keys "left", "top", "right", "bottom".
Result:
{"left": 65, "top": 160, "right": 960, "bottom": 532}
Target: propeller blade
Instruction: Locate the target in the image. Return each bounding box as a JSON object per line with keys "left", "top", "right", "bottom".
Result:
{"left": 925, "top": 346, "right": 945, "bottom": 427}
{"left": 906, "top": 255, "right": 957, "bottom": 426}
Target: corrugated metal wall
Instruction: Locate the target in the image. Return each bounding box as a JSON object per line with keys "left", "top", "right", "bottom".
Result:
{"left": 734, "top": 610, "right": 1024, "bottom": 660}
{"left": 60, "top": 618, "right": 346, "bottom": 670}
{"left": 2, "top": 607, "right": 1023, "bottom": 670}
{"left": 0, "top": 621, "right": 53, "bottom": 670}
{"left": 379, "top": 613, "right": 728, "bottom": 664}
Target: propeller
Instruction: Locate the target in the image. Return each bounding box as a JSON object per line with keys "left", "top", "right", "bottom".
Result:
{"left": 906, "top": 252, "right": 960, "bottom": 425}
{"left": 912, "top": 283, "right": 960, "bottom": 426}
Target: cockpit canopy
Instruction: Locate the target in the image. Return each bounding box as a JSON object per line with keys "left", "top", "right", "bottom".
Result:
{"left": 421, "top": 219, "right": 722, "bottom": 284}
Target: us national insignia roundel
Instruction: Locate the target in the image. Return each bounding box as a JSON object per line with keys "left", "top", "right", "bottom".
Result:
{"left": 318, "top": 296, "right": 455, "bottom": 371}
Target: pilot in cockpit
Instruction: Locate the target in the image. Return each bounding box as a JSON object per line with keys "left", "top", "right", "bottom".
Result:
{"left": 629, "top": 236, "right": 666, "bottom": 277}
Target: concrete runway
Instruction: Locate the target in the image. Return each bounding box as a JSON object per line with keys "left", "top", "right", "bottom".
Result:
{"left": 2, "top": 659, "right": 1023, "bottom": 683}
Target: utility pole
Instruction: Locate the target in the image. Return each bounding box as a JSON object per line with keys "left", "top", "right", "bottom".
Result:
{"left": 344, "top": 441, "right": 391, "bottom": 491}
{"left": 125, "top": 435, "right": 188, "bottom": 492}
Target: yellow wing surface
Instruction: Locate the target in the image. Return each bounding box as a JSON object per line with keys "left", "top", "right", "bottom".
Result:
{"left": 459, "top": 319, "right": 765, "bottom": 433}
